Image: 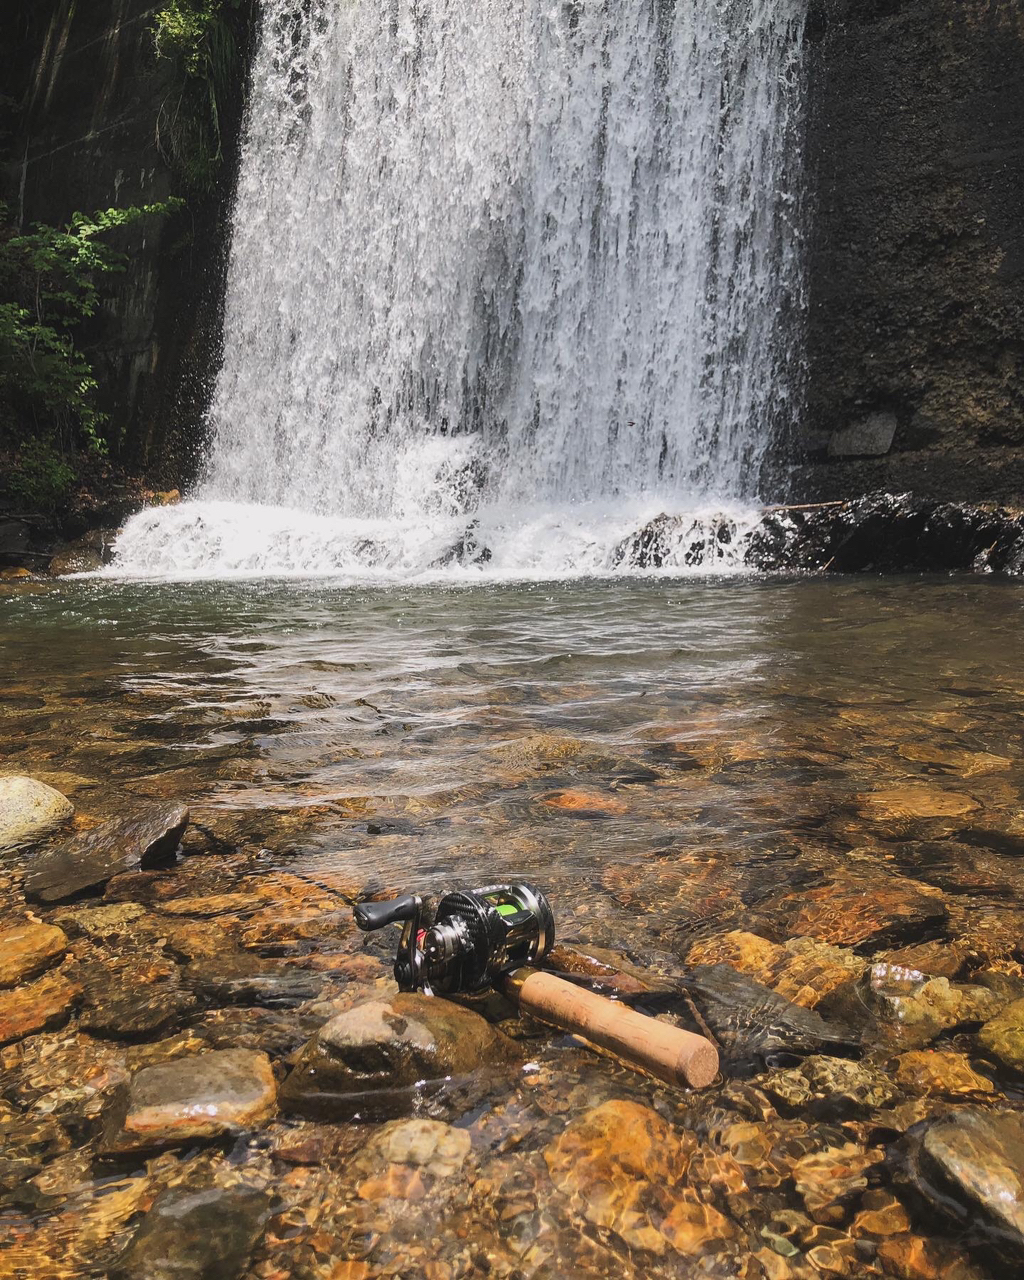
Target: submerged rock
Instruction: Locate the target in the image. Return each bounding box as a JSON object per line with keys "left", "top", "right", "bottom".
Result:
{"left": 101, "top": 1048, "right": 277, "bottom": 1152}
{"left": 782, "top": 872, "right": 948, "bottom": 950}
{"left": 362, "top": 1117, "right": 471, "bottom": 1181}
{"left": 0, "top": 970, "right": 80, "bottom": 1046}
{"left": 890, "top": 1109, "right": 1024, "bottom": 1261}
{"left": 0, "top": 776, "right": 73, "bottom": 851}
{"left": 977, "top": 998, "right": 1024, "bottom": 1074}
{"left": 111, "top": 1185, "right": 272, "bottom": 1280}
{"left": 894, "top": 1051, "right": 994, "bottom": 1096}
{"left": 281, "top": 992, "right": 512, "bottom": 1120}
{"left": 0, "top": 917, "right": 68, "bottom": 987}
{"left": 676, "top": 964, "right": 859, "bottom": 1061}
{"left": 26, "top": 802, "right": 189, "bottom": 902}
{"left": 545, "top": 1099, "right": 685, "bottom": 1255}
{"left": 864, "top": 964, "right": 1003, "bottom": 1045}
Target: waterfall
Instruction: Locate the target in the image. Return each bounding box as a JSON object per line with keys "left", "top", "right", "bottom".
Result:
{"left": 114, "top": 0, "right": 807, "bottom": 579}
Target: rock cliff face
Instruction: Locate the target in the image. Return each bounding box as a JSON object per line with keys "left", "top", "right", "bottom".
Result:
{"left": 793, "top": 0, "right": 1024, "bottom": 505}
{"left": 1, "top": 1, "right": 254, "bottom": 483}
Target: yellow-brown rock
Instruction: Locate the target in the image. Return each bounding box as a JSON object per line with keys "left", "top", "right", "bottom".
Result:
{"left": 792, "top": 1142, "right": 884, "bottom": 1224}
{"left": 894, "top": 1051, "right": 994, "bottom": 1096}
{"left": 0, "top": 969, "right": 80, "bottom": 1045}
{"left": 541, "top": 788, "right": 629, "bottom": 816}
{"left": 850, "top": 1189, "right": 911, "bottom": 1238}
{"left": 686, "top": 931, "right": 784, "bottom": 985}
{"left": 884, "top": 940, "right": 964, "bottom": 980}
{"left": 660, "top": 1192, "right": 736, "bottom": 1256}
{"left": 875, "top": 1234, "right": 968, "bottom": 1280}
{"left": 0, "top": 917, "right": 67, "bottom": 987}
{"left": 545, "top": 1099, "right": 685, "bottom": 1254}
{"left": 785, "top": 873, "right": 947, "bottom": 948}
{"left": 856, "top": 786, "right": 980, "bottom": 821}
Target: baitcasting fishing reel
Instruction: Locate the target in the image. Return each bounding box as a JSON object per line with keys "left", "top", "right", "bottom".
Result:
{"left": 354, "top": 883, "right": 555, "bottom": 995}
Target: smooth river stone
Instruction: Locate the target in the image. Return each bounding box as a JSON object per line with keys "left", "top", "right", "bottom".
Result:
{"left": 540, "top": 788, "right": 629, "bottom": 816}
{"left": 892, "top": 1109, "right": 1024, "bottom": 1257}
{"left": 26, "top": 803, "right": 189, "bottom": 902}
{"left": 977, "top": 998, "right": 1024, "bottom": 1074}
{"left": 545, "top": 1099, "right": 685, "bottom": 1255}
{"left": 784, "top": 872, "right": 947, "bottom": 949}
{"left": 894, "top": 1050, "right": 994, "bottom": 1095}
{"left": 0, "top": 970, "right": 80, "bottom": 1045}
{"left": 110, "top": 1185, "right": 272, "bottom": 1280}
{"left": 0, "top": 917, "right": 67, "bottom": 987}
{"left": 101, "top": 1048, "right": 277, "bottom": 1152}
{"left": 0, "top": 776, "right": 73, "bottom": 851}
{"left": 281, "top": 992, "right": 513, "bottom": 1120}
{"left": 856, "top": 786, "right": 980, "bottom": 821}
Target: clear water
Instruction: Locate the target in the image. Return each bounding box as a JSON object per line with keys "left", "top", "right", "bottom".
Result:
{"left": 3, "top": 576, "right": 1024, "bottom": 1276}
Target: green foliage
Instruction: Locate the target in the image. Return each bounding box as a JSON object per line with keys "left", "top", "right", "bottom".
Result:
{"left": 0, "top": 199, "right": 183, "bottom": 478}
{"left": 153, "top": 1, "right": 245, "bottom": 191}
{"left": 8, "top": 436, "right": 75, "bottom": 511}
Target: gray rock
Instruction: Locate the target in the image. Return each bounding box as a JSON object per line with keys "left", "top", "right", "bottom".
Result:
{"left": 48, "top": 547, "right": 103, "bottom": 576}
{"left": 891, "top": 1109, "right": 1024, "bottom": 1260}
{"left": 25, "top": 803, "right": 189, "bottom": 902}
{"left": 281, "top": 992, "right": 513, "bottom": 1120}
{"left": 827, "top": 412, "right": 897, "bottom": 458}
{"left": 101, "top": 1048, "right": 278, "bottom": 1153}
{"left": 672, "top": 964, "right": 860, "bottom": 1062}
{"left": 0, "top": 776, "right": 74, "bottom": 852}
{"left": 111, "top": 1185, "right": 272, "bottom": 1280}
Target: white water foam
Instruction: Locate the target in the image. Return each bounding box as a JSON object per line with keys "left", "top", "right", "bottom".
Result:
{"left": 112, "top": 498, "right": 766, "bottom": 581}
{"left": 113, "top": 0, "right": 807, "bottom": 580}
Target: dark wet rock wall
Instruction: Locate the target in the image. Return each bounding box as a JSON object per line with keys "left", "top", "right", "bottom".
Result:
{"left": 793, "top": 0, "right": 1024, "bottom": 505}
{"left": 0, "top": 1, "right": 256, "bottom": 484}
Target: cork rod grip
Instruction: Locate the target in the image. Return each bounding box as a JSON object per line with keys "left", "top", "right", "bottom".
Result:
{"left": 503, "top": 968, "right": 719, "bottom": 1090}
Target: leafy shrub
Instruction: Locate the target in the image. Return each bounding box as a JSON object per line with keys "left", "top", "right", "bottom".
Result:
{"left": 0, "top": 200, "right": 182, "bottom": 467}
{"left": 8, "top": 437, "right": 76, "bottom": 510}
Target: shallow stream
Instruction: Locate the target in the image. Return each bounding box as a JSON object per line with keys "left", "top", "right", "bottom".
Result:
{"left": 2, "top": 573, "right": 1024, "bottom": 1278}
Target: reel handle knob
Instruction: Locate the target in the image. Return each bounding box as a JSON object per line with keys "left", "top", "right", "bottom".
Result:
{"left": 353, "top": 895, "right": 420, "bottom": 932}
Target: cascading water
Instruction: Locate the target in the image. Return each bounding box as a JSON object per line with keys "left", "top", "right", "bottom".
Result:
{"left": 114, "top": 0, "right": 807, "bottom": 579}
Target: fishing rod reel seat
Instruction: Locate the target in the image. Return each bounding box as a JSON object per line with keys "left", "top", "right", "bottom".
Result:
{"left": 354, "top": 883, "right": 554, "bottom": 996}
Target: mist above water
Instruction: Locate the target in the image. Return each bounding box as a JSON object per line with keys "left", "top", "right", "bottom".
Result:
{"left": 114, "top": 0, "right": 807, "bottom": 579}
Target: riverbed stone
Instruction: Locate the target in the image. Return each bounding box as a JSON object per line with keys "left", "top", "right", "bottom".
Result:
{"left": 26, "top": 802, "right": 189, "bottom": 902}
{"left": 545, "top": 1099, "right": 685, "bottom": 1255}
{"left": 865, "top": 965, "right": 1003, "bottom": 1044}
{"left": 110, "top": 1185, "right": 272, "bottom": 1280}
{"left": 792, "top": 1142, "right": 884, "bottom": 1225}
{"left": 281, "top": 992, "right": 512, "bottom": 1119}
{"left": 540, "top": 788, "right": 629, "bottom": 816}
{"left": 890, "top": 1109, "right": 1024, "bottom": 1258}
{"left": 100, "top": 1048, "right": 277, "bottom": 1152}
{"left": 48, "top": 546, "right": 103, "bottom": 576}
{"left": 0, "top": 776, "right": 74, "bottom": 851}
{"left": 0, "top": 970, "right": 81, "bottom": 1045}
{"left": 783, "top": 872, "right": 947, "bottom": 949}
{"left": 856, "top": 786, "right": 980, "bottom": 822}
{"left": 977, "top": 998, "right": 1024, "bottom": 1074}
{"left": 365, "top": 1117, "right": 471, "bottom": 1177}
{"left": 894, "top": 1051, "right": 994, "bottom": 1095}
{"left": 0, "top": 917, "right": 67, "bottom": 986}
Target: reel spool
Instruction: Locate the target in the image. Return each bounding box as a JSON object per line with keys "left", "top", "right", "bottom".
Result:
{"left": 354, "top": 883, "right": 554, "bottom": 995}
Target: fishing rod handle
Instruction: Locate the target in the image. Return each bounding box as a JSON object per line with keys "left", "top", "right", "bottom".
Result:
{"left": 503, "top": 967, "right": 718, "bottom": 1090}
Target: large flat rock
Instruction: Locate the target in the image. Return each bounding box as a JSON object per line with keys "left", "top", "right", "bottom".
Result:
{"left": 26, "top": 803, "right": 189, "bottom": 902}
{"left": 101, "top": 1048, "right": 277, "bottom": 1152}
